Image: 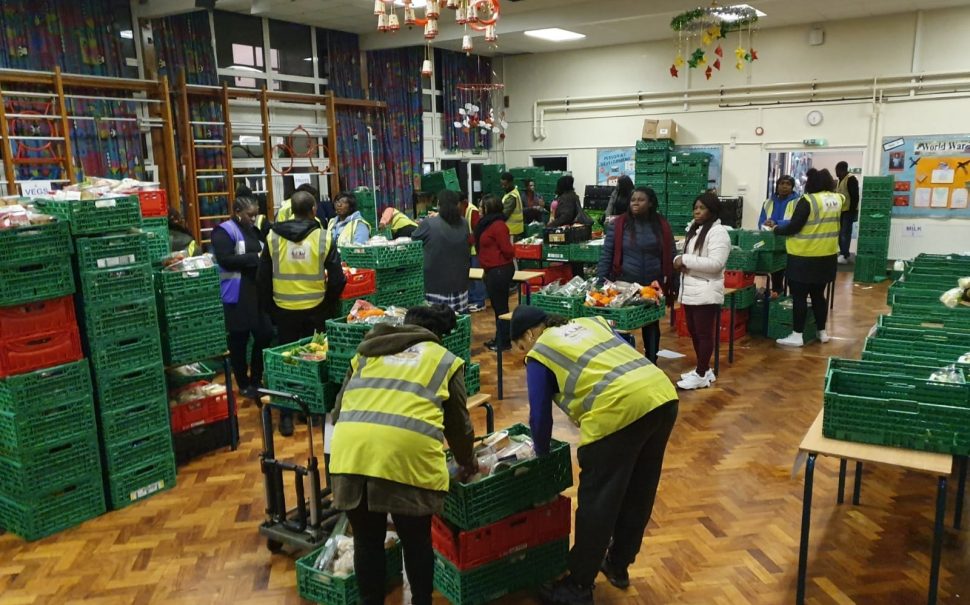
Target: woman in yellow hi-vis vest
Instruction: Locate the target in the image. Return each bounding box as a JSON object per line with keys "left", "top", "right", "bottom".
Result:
{"left": 329, "top": 305, "right": 477, "bottom": 605}
{"left": 328, "top": 191, "right": 371, "bottom": 246}
{"left": 378, "top": 206, "right": 418, "bottom": 238}
{"left": 508, "top": 305, "right": 679, "bottom": 604}
{"left": 766, "top": 168, "right": 845, "bottom": 347}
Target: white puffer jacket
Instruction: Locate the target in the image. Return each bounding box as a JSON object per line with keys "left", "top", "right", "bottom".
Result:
{"left": 677, "top": 220, "right": 731, "bottom": 306}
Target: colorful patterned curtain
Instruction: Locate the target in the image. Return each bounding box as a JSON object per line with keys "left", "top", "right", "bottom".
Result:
{"left": 150, "top": 11, "right": 218, "bottom": 86}
{"left": 322, "top": 29, "right": 369, "bottom": 196}
{"left": 439, "top": 50, "right": 493, "bottom": 151}
{"left": 366, "top": 47, "right": 423, "bottom": 211}
{"left": 0, "top": 0, "right": 132, "bottom": 76}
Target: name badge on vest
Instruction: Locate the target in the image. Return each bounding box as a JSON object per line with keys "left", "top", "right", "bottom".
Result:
{"left": 385, "top": 346, "right": 422, "bottom": 366}
{"left": 290, "top": 245, "right": 308, "bottom": 261}
{"left": 235, "top": 240, "right": 246, "bottom": 255}
{"left": 557, "top": 324, "right": 589, "bottom": 343}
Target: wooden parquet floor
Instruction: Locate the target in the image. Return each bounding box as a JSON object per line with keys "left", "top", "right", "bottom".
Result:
{"left": 3, "top": 272, "right": 970, "bottom": 604}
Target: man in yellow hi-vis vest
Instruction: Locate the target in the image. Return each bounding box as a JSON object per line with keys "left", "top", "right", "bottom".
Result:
{"left": 767, "top": 168, "right": 845, "bottom": 347}
{"left": 257, "top": 191, "right": 346, "bottom": 435}
{"left": 330, "top": 305, "right": 476, "bottom": 605}
{"left": 500, "top": 171, "right": 524, "bottom": 239}
{"left": 508, "top": 306, "right": 679, "bottom": 602}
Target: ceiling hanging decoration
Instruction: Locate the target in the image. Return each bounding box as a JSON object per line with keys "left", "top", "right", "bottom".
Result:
{"left": 669, "top": 3, "right": 759, "bottom": 79}
{"left": 378, "top": 0, "right": 502, "bottom": 75}
{"left": 453, "top": 80, "right": 508, "bottom": 144}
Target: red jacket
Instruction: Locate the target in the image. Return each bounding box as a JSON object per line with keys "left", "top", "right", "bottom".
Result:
{"left": 478, "top": 219, "right": 515, "bottom": 269}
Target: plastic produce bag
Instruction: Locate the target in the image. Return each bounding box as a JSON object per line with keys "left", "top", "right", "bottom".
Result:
{"left": 929, "top": 365, "right": 966, "bottom": 385}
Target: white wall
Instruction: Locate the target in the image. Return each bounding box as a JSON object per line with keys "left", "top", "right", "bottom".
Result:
{"left": 495, "top": 6, "right": 970, "bottom": 258}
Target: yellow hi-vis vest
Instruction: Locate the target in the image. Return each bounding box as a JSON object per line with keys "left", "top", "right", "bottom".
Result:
{"left": 328, "top": 216, "right": 372, "bottom": 246}
{"left": 388, "top": 210, "right": 418, "bottom": 234}
{"left": 762, "top": 196, "right": 796, "bottom": 222}
{"left": 526, "top": 316, "right": 677, "bottom": 446}
{"left": 329, "top": 341, "right": 464, "bottom": 492}
{"left": 275, "top": 199, "right": 294, "bottom": 223}
{"left": 785, "top": 192, "right": 846, "bottom": 258}
{"left": 503, "top": 188, "right": 524, "bottom": 236}
{"left": 267, "top": 227, "right": 332, "bottom": 310}
{"left": 465, "top": 203, "right": 480, "bottom": 255}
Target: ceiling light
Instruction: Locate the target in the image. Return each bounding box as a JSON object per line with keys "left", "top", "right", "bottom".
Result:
{"left": 523, "top": 28, "right": 585, "bottom": 42}
{"left": 303, "top": 57, "right": 313, "bottom": 61}
{"left": 719, "top": 4, "right": 766, "bottom": 22}
{"left": 230, "top": 65, "right": 264, "bottom": 73}
{"left": 120, "top": 30, "right": 134, "bottom": 39}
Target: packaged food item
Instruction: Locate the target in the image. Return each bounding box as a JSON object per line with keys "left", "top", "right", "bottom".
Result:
{"left": 929, "top": 365, "right": 966, "bottom": 384}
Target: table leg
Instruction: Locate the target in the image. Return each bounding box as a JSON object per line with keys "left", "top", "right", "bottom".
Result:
{"left": 763, "top": 281, "right": 771, "bottom": 338}
{"left": 955, "top": 456, "right": 968, "bottom": 530}
{"left": 713, "top": 306, "right": 721, "bottom": 376}
{"left": 797, "top": 452, "right": 817, "bottom": 605}
{"left": 828, "top": 280, "right": 835, "bottom": 311}
{"left": 837, "top": 458, "right": 847, "bottom": 505}
{"left": 497, "top": 316, "right": 508, "bottom": 401}
{"left": 483, "top": 403, "right": 494, "bottom": 433}
{"left": 670, "top": 305, "right": 676, "bottom": 328}
{"left": 928, "top": 476, "right": 947, "bottom": 605}
{"left": 223, "top": 354, "right": 239, "bottom": 450}
{"left": 853, "top": 461, "right": 863, "bottom": 505}
{"left": 525, "top": 283, "right": 532, "bottom": 306}
{"left": 728, "top": 294, "right": 736, "bottom": 364}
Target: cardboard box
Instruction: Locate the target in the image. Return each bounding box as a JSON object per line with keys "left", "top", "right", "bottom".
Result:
{"left": 642, "top": 118, "right": 677, "bottom": 141}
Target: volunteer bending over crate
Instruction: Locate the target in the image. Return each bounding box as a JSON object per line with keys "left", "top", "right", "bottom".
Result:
{"left": 508, "top": 305, "right": 679, "bottom": 604}
{"left": 329, "top": 304, "right": 477, "bottom": 605}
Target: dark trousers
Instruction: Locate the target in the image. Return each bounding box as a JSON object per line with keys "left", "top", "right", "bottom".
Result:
{"left": 484, "top": 263, "right": 514, "bottom": 345}
{"left": 838, "top": 213, "right": 855, "bottom": 259}
{"left": 788, "top": 280, "right": 828, "bottom": 332}
{"left": 227, "top": 317, "right": 273, "bottom": 389}
{"left": 770, "top": 269, "right": 786, "bottom": 295}
{"left": 346, "top": 496, "right": 434, "bottom": 605}
{"left": 640, "top": 322, "right": 661, "bottom": 364}
{"left": 275, "top": 305, "right": 327, "bottom": 345}
{"left": 683, "top": 304, "right": 719, "bottom": 374}
{"left": 569, "top": 401, "right": 679, "bottom": 586}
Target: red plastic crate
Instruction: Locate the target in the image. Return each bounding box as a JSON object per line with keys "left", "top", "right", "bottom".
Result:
{"left": 543, "top": 263, "right": 573, "bottom": 286}
{"left": 432, "top": 495, "right": 571, "bottom": 571}
{"left": 137, "top": 190, "right": 168, "bottom": 218}
{"left": 514, "top": 243, "right": 543, "bottom": 260}
{"left": 723, "top": 270, "right": 755, "bottom": 289}
{"left": 170, "top": 385, "right": 230, "bottom": 433}
{"left": 719, "top": 310, "right": 749, "bottom": 342}
{"left": 0, "top": 296, "right": 76, "bottom": 340}
{"left": 676, "top": 308, "right": 748, "bottom": 339}
{"left": 340, "top": 268, "right": 377, "bottom": 299}
{"left": 0, "top": 326, "right": 83, "bottom": 378}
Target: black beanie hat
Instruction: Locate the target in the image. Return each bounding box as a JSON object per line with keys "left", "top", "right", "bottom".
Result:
{"left": 510, "top": 306, "right": 549, "bottom": 341}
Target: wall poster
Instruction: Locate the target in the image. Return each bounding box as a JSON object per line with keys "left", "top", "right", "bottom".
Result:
{"left": 596, "top": 145, "right": 723, "bottom": 193}
{"left": 881, "top": 134, "right": 970, "bottom": 218}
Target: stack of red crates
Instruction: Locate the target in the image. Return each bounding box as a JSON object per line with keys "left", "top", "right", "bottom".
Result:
{"left": 0, "top": 297, "right": 83, "bottom": 378}
{"left": 524, "top": 263, "right": 573, "bottom": 293}
{"left": 675, "top": 307, "right": 749, "bottom": 342}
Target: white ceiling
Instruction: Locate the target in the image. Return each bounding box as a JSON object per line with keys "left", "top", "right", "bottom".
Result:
{"left": 206, "top": 0, "right": 970, "bottom": 56}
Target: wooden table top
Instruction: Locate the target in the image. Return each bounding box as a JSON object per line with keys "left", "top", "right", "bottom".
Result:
{"left": 799, "top": 410, "right": 953, "bottom": 475}
{"left": 468, "top": 268, "right": 545, "bottom": 282}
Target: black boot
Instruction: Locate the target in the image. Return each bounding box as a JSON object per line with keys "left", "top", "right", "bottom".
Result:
{"left": 538, "top": 575, "right": 593, "bottom": 605}
{"left": 601, "top": 554, "right": 630, "bottom": 589}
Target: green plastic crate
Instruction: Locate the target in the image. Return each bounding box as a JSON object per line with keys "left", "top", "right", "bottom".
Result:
{"left": 583, "top": 302, "right": 666, "bottom": 331}
{"left": 441, "top": 314, "right": 472, "bottom": 361}
{"left": 532, "top": 292, "right": 586, "bottom": 319}
{"left": 0, "top": 428, "right": 100, "bottom": 478}
{"left": 465, "top": 362, "right": 480, "bottom": 396}
{"left": 892, "top": 303, "right": 970, "bottom": 324}
{"left": 106, "top": 452, "right": 176, "bottom": 510}
{"left": 723, "top": 286, "right": 756, "bottom": 310}
{"left": 635, "top": 139, "right": 674, "bottom": 151}
{"left": 79, "top": 264, "right": 154, "bottom": 305}
{"left": 542, "top": 244, "right": 571, "bottom": 263}
{"left": 856, "top": 238, "right": 889, "bottom": 257}
{"left": 296, "top": 540, "right": 403, "bottom": 605}
{"left": 879, "top": 314, "right": 970, "bottom": 333}
{"left": 0, "top": 257, "right": 76, "bottom": 307}
{"left": 166, "top": 361, "right": 218, "bottom": 389}
{"left": 910, "top": 253, "right": 970, "bottom": 272}
{"left": 264, "top": 337, "right": 329, "bottom": 384}
{"left": 0, "top": 220, "right": 72, "bottom": 266}
{"left": 75, "top": 232, "right": 151, "bottom": 271}
{"left": 733, "top": 229, "right": 786, "bottom": 252}
{"left": 98, "top": 395, "right": 170, "bottom": 444}
{"left": 339, "top": 295, "right": 377, "bottom": 316}
{"left": 266, "top": 375, "right": 339, "bottom": 415}
{"left": 853, "top": 255, "right": 888, "bottom": 283}
{"left": 433, "top": 539, "right": 568, "bottom": 605}
{"left": 570, "top": 241, "right": 603, "bottom": 263}
{"left": 34, "top": 195, "right": 142, "bottom": 235}
{"left": 0, "top": 359, "right": 92, "bottom": 416}
{"left": 339, "top": 241, "right": 423, "bottom": 270}
{"left": 0, "top": 472, "right": 105, "bottom": 541}
{"left": 443, "top": 424, "right": 572, "bottom": 529}
{"left": 325, "top": 318, "right": 377, "bottom": 356}
{"left": 94, "top": 363, "right": 167, "bottom": 414}
{"left": 725, "top": 247, "right": 757, "bottom": 272}
{"left": 327, "top": 350, "right": 354, "bottom": 384}
{"left": 374, "top": 265, "right": 423, "bottom": 292}
{"left": 89, "top": 330, "right": 163, "bottom": 377}
{"left": 161, "top": 308, "right": 227, "bottom": 365}
{"left": 0, "top": 392, "right": 96, "bottom": 457}
{"left": 102, "top": 427, "right": 174, "bottom": 474}
{"left": 141, "top": 217, "right": 171, "bottom": 264}
{"left": 154, "top": 266, "right": 222, "bottom": 315}
{"left": 81, "top": 297, "right": 159, "bottom": 341}
{"left": 422, "top": 169, "right": 461, "bottom": 194}
{"left": 754, "top": 250, "right": 787, "bottom": 273}
{"left": 374, "top": 284, "right": 424, "bottom": 308}
{"left": 0, "top": 433, "right": 102, "bottom": 500}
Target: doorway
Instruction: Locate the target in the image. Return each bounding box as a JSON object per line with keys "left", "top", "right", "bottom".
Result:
{"left": 766, "top": 149, "right": 864, "bottom": 198}
{"left": 440, "top": 159, "right": 487, "bottom": 203}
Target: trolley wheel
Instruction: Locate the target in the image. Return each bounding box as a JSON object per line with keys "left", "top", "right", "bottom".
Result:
{"left": 267, "top": 539, "right": 284, "bottom": 554}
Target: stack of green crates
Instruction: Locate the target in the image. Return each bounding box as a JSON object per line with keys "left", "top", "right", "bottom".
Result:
{"left": 353, "top": 187, "right": 378, "bottom": 232}
{"left": 747, "top": 295, "right": 817, "bottom": 342}
{"left": 730, "top": 229, "right": 787, "bottom": 273}
{"left": 854, "top": 176, "right": 893, "bottom": 283}
{"left": 0, "top": 360, "right": 105, "bottom": 540}
{"left": 533, "top": 170, "right": 567, "bottom": 202}
{"left": 340, "top": 240, "right": 425, "bottom": 308}
{"left": 70, "top": 218, "right": 176, "bottom": 511}
{"left": 141, "top": 217, "right": 171, "bottom": 265}
{"left": 155, "top": 265, "right": 227, "bottom": 366}
{"left": 423, "top": 169, "right": 462, "bottom": 194}
{"left": 633, "top": 139, "right": 673, "bottom": 203}
{"left": 263, "top": 337, "right": 337, "bottom": 415}
{"left": 481, "top": 164, "right": 506, "bottom": 200}
{"left": 666, "top": 152, "right": 710, "bottom": 228}
{"left": 509, "top": 167, "right": 541, "bottom": 197}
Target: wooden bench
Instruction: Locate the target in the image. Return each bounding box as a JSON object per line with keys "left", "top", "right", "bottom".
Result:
{"left": 466, "top": 392, "right": 494, "bottom": 433}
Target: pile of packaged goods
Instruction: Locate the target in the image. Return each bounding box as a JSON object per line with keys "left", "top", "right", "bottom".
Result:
{"left": 539, "top": 276, "right": 663, "bottom": 308}
{"left": 60, "top": 176, "right": 162, "bottom": 196}
{"left": 171, "top": 381, "right": 227, "bottom": 405}
{"left": 277, "top": 332, "right": 328, "bottom": 362}
{"left": 450, "top": 430, "right": 536, "bottom": 483}
{"left": 940, "top": 276, "right": 970, "bottom": 309}
{"left": 0, "top": 198, "right": 57, "bottom": 228}
{"left": 345, "top": 299, "right": 408, "bottom": 325}
{"left": 929, "top": 365, "right": 966, "bottom": 385}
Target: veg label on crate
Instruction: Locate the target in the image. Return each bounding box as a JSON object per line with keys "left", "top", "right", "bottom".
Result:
{"left": 130, "top": 480, "right": 166, "bottom": 501}
{"left": 20, "top": 181, "right": 52, "bottom": 197}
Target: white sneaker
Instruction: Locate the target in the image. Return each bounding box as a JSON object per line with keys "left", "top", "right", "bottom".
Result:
{"left": 704, "top": 369, "right": 717, "bottom": 383}
{"left": 837, "top": 255, "right": 848, "bottom": 265}
{"left": 818, "top": 330, "right": 831, "bottom": 343}
{"left": 776, "top": 332, "right": 804, "bottom": 347}
{"left": 680, "top": 369, "right": 716, "bottom": 382}
{"left": 677, "top": 370, "right": 712, "bottom": 390}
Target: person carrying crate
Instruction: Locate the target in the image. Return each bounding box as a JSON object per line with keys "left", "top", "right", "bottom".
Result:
{"left": 329, "top": 304, "right": 478, "bottom": 605}
{"left": 378, "top": 206, "right": 419, "bottom": 238}
{"left": 257, "top": 191, "right": 346, "bottom": 435}
{"left": 508, "top": 305, "right": 679, "bottom": 604}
